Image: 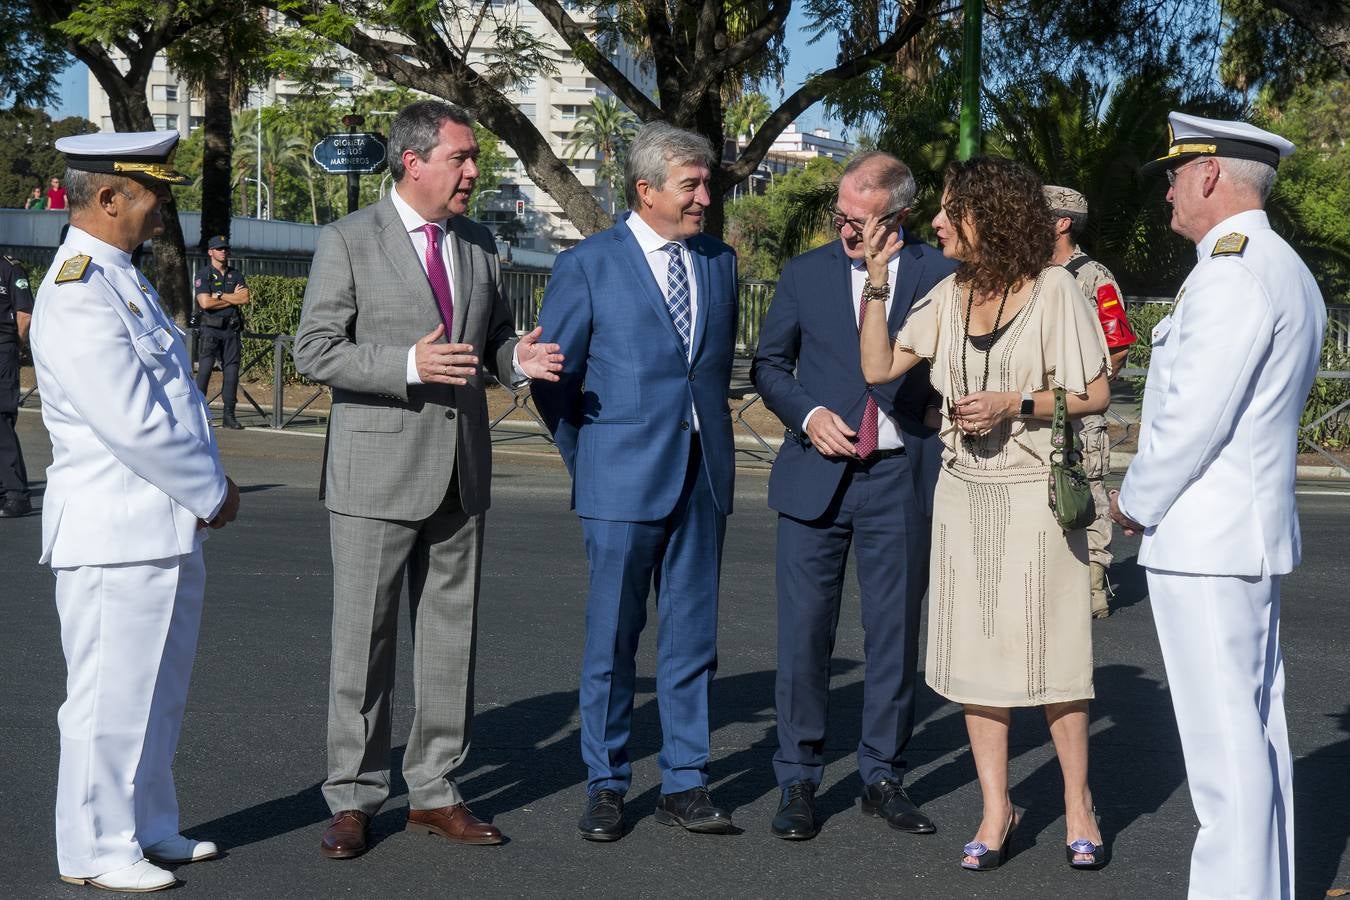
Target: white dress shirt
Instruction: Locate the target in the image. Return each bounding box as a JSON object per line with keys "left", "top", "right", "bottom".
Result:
{"left": 392, "top": 187, "right": 526, "bottom": 384}
{"left": 801, "top": 249, "right": 905, "bottom": 449}
{"left": 626, "top": 211, "right": 701, "bottom": 428}
{"left": 626, "top": 210, "right": 700, "bottom": 358}
{"left": 393, "top": 187, "right": 455, "bottom": 384}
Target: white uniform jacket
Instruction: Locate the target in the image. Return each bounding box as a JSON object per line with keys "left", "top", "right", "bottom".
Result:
{"left": 1119, "top": 210, "right": 1325, "bottom": 576}
{"left": 31, "top": 227, "right": 227, "bottom": 568}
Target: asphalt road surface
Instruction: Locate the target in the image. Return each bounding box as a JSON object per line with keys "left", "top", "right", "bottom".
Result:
{"left": 3, "top": 409, "right": 1348, "bottom": 899}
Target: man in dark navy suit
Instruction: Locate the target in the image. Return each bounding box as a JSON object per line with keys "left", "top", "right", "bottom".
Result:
{"left": 533, "top": 123, "right": 738, "bottom": 843}
{"left": 752, "top": 152, "right": 957, "bottom": 840}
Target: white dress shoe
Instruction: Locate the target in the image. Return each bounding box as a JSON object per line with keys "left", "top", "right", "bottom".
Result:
{"left": 60, "top": 858, "right": 176, "bottom": 892}
{"left": 143, "top": 834, "right": 219, "bottom": 864}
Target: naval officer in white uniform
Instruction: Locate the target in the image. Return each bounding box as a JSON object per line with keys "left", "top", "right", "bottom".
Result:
{"left": 1110, "top": 112, "right": 1326, "bottom": 900}
{"left": 31, "top": 132, "right": 241, "bottom": 893}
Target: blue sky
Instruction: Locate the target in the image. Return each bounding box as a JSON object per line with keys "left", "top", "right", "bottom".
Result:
{"left": 48, "top": 11, "right": 849, "bottom": 138}
{"left": 48, "top": 63, "right": 88, "bottom": 120}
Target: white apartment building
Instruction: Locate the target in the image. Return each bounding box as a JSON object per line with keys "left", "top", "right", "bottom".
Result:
{"left": 87, "top": 4, "right": 654, "bottom": 252}
{"left": 768, "top": 122, "right": 853, "bottom": 163}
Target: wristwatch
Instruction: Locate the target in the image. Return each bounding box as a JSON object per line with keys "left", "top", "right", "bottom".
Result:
{"left": 1018, "top": 391, "right": 1035, "bottom": 418}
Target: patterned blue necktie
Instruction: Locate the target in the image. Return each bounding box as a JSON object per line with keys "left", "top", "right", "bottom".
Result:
{"left": 662, "top": 242, "right": 692, "bottom": 354}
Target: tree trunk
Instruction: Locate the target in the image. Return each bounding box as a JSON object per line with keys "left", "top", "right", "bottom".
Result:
{"left": 96, "top": 64, "right": 193, "bottom": 322}
{"left": 694, "top": 86, "right": 729, "bottom": 239}
{"left": 301, "top": 155, "right": 319, "bottom": 224}
{"left": 1265, "top": 0, "right": 1350, "bottom": 75}
{"left": 200, "top": 65, "right": 233, "bottom": 249}
{"left": 460, "top": 81, "right": 614, "bottom": 236}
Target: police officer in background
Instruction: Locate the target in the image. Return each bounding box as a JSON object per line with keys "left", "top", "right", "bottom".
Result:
{"left": 0, "top": 254, "right": 34, "bottom": 518}
{"left": 1045, "top": 186, "right": 1137, "bottom": 619}
{"left": 194, "top": 235, "right": 249, "bottom": 429}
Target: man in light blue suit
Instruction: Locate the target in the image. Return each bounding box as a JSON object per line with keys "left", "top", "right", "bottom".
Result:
{"left": 753, "top": 153, "right": 956, "bottom": 840}
{"left": 533, "top": 122, "right": 738, "bottom": 842}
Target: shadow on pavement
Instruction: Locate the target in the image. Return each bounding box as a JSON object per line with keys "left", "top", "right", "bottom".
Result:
{"left": 1108, "top": 554, "right": 1149, "bottom": 614}
{"left": 1295, "top": 704, "right": 1350, "bottom": 899}
{"left": 238, "top": 483, "right": 286, "bottom": 494}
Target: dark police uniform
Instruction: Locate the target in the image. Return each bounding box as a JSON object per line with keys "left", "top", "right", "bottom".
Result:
{"left": 193, "top": 261, "right": 247, "bottom": 417}
{"left": 0, "top": 255, "right": 34, "bottom": 512}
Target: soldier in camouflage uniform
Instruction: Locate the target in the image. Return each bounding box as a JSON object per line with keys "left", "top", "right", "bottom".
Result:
{"left": 1045, "top": 186, "right": 1137, "bottom": 618}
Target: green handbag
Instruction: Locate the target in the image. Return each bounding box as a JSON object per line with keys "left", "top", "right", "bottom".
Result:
{"left": 1048, "top": 386, "right": 1096, "bottom": 531}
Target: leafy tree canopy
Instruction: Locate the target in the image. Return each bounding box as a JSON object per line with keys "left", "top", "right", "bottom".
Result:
{"left": 0, "top": 1, "right": 70, "bottom": 110}
{"left": 171, "top": 85, "right": 507, "bottom": 226}
{"left": 0, "top": 108, "right": 97, "bottom": 208}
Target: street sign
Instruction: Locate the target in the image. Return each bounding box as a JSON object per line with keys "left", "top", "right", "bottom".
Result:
{"left": 313, "top": 132, "right": 388, "bottom": 174}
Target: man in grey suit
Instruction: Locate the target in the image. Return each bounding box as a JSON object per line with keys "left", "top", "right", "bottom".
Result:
{"left": 294, "top": 100, "right": 562, "bottom": 859}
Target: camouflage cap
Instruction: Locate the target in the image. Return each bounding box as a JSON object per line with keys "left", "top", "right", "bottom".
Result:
{"left": 1044, "top": 185, "right": 1088, "bottom": 216}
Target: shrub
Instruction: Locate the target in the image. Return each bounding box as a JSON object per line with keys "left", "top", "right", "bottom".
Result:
{"left": 241, "top": 274, "right": 310, "bottom": 385}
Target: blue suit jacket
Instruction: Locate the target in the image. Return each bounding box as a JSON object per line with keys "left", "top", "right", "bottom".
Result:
{"left": 752, "top": 235, "right": 957, "bottom": 521}
{"left": 532, "top": 214, "right": 738, "bottom": 520}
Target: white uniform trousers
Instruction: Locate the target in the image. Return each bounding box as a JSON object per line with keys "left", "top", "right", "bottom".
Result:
{"left": 53, "top": 549, "right": 206, "bottom": 878}
{"left": 1147, "top": 570, "right": 1294, "bottom": 900}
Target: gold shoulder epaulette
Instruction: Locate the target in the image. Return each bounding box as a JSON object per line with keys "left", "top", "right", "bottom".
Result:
{"left": 54, "top": 255, "right": 92, "bottom": 284}
{"left": 1211, "top": 233, "right": 1248, "bottom": 257}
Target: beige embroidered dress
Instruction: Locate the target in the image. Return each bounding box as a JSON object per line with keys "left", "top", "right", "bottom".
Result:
{"left": 896, "top": 266, "right": 1109, "bottom": 707}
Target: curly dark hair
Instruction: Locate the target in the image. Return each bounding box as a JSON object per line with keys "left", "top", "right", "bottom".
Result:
{"left": 941, "top": 156, "right": 1055, "bottom": 298}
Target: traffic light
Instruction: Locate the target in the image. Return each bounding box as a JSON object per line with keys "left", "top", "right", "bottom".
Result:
{"left": 515, "top": 199, "right": 525, "bottom": 218}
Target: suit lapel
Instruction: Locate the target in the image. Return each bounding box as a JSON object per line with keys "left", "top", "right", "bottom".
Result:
{"left": 375, "top": 198, "right": 438, "bottom": 321}
{"left": 835, "top": 245, "right": 864, "bottom": 368}
{"left": 616, "top": 215, "right": 687, "bottom": 355}
{"left": 888, "top": 236, "right": 927, "bottom": 332}
{"left": 447, "top": 218, "right": 476, "bottom": 343}
{"left": 688, "top": 237, "right": 711, "bottom": 362}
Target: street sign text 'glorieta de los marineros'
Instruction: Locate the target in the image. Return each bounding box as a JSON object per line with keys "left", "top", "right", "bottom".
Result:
{"left": 313, "top": 133, "right": 388, "bottom": 175}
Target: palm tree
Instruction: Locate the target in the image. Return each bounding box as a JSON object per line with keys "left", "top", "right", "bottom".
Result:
{"left": 167, "top": 3, "right": 272, "bottom": 246}
{"left": 564, "top": 96, "right": 639, "bottom": 213}
{"left": 233, "top": 108, "right": 311, "bottom": 220}
{"left": 725, "top": 92, "right": 771, "bottom": 144}
{"left": 982, "top": 70, "right": 1235, "bottom": 293}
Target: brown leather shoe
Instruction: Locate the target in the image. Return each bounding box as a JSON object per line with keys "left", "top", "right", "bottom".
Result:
{"left": 407, "top": 804, "right": 504, "bottom": 846}
{"left": 320, "top": 810, "right": 370, "bottom": 859}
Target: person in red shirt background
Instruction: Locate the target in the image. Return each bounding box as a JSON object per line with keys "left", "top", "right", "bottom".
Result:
{"left": 46, "top": 177, "right": 67, "bottom": 211}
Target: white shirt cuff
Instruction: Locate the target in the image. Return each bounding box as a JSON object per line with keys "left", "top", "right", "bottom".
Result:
{"left": 406, "top": 345, "right": 423, "bottom": 384}
{"left": 801, "top": 405, "right": 825, "bottom": 433}
{"left": 511, "top": 343, "right": 528, "bottom": 385}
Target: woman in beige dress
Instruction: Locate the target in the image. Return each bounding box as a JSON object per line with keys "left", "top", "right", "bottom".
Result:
{"left": 859, "top": 156, "right": 1111, "bottom": 871}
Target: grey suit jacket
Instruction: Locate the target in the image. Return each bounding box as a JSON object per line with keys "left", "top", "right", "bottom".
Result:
{"left": 293, "top": 196, "right": 518, "bottom": 520}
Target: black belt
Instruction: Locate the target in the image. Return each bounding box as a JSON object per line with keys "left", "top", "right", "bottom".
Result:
{"left": 852, "top": 446, "right": 906, "bottom": 465}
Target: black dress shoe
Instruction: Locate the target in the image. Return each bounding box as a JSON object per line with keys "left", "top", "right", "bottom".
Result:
{"left": 221, "top": 413, "right": 244, "bottom": 430}
{"left": 654, "top": 786, "right": 733, "bottom": 834}
{"left": 861, "top": 777, "right": 936, "bottom": 834}
{"left": 0, "top": 495, "right": 32, "bottom": 518}
{"left": 578, "top": 789, "right": 625, "bottom": 842}
{"left": 771, "top": 781, "right": 819, "bottom": 840}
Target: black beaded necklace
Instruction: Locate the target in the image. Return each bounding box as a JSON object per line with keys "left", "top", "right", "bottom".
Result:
{"left": 958, "top": 283, "right": 1011, "bottom": 446}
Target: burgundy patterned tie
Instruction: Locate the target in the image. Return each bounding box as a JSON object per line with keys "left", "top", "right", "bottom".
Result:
{"left": 420, "top": 223, "right": 454, "bottom": 334}
{"left": 855, "top": 285, "right": 880, "bottom": 458}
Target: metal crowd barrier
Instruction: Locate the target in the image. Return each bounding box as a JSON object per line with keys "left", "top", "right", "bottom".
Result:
{"left": 16, "top": 332, "right": 1349, "bottom": 478}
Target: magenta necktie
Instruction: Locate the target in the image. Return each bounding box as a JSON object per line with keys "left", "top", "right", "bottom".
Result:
{"left": 420, "top": 223, "right": 454, "bottom": 334}
{"left": 855, "top": 286, "right": 880, "bottom": 459}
